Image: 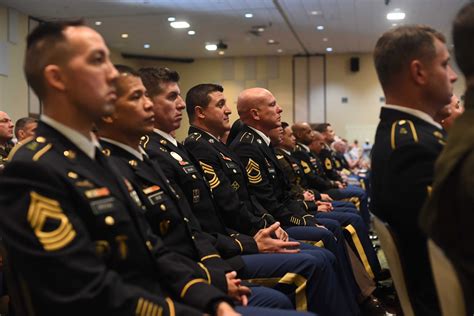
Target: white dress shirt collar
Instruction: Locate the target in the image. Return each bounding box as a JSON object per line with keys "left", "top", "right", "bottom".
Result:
{"left": 100, "top": 137, "right": 147, "bottom": 161}
{"left": 41, "top": 115, "right": 99, "bottom": 160}
{"left": 383, "top": 104, "right": 442, "bottom": 129}
{"left": 154, "top": 128, "right": 178, "bottom": 147}
{"left": 248, "top": 126, "right": 271, "bottom": 146}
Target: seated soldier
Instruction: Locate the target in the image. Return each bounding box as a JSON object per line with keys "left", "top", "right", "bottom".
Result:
{"left": 272, "top": 123, "right": 385, "bottom": 283}
{"left": 97, "top": 64, "right": 315, "bottom": 315}
{"left": 292, "top": 123, "right": 371, "bottom": 225}
{"left": 138, "top": 68, "right": 354, "bottom": 315}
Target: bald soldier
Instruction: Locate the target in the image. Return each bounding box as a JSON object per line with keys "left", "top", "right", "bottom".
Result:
{"left": 0, "top": 111, "right": 14, "bottom": 170}
{"left": 229, "top": 87, "right": 369, "bottom": 315}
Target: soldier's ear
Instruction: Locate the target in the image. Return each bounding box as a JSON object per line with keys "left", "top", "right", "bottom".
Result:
{"left": 195, "top": 105, "right": 205, "bottom": 119}
{"left": 409, "top": 59, "right": 429, "bottom": 85}
{"left": 44, "top": 65, "right": 66, "bottom": 92}
{"left": 250, "top": 108, "right": 260, "bottom": 121}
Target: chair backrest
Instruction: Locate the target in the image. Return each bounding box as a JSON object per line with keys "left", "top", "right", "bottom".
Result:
{"left": 427, "top": 239, "right": 467, "bottom": 316}
{"left": 373, "top": 215, "right": 415, "bottom": 316}
{"left": 0, "top": 240, "right": 35, "bottom": 316}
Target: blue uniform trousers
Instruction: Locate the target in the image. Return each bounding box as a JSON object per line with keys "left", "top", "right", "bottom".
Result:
{"left": 240, "top": 251, "right": 354, "bottom": 316}
{"left": 236, "top": 305, "right": 316, "bottom": 315}
{"left": 331, "top": 200, "right": 358, "bottom": 211}
{"left": 329, "top": 185, "right": 371, "bottom": 225}
{"left": 283, "top": 225, "right": 360, "bottom": 315}
{"left": 315, "top": 211, "right": 382, "bottom": 280}
{"left": 248, "top": 285, "right": 294, "bottom": 309}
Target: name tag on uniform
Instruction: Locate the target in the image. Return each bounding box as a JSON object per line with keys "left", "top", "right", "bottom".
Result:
{"left": 148, "top": 191, "right": 165, "bottom": 205}
{"left": 225, "top": 161, "right": 239, "bottom": 170}
{"left": 183, "top": 165, "right": 197, "bottom": 174}
{"left": 90, "top": 197, "right": 117, "bottom": 215}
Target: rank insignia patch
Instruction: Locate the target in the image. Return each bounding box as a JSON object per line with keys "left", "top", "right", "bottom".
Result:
{"left": 199, "top": 161, "right": 220, "bottom": 189}
{"left": 246, "top": 159, "right": 262, "bottom": 184}
{"left": 27, "top": 191, "right": 76, "bottom": 251}
{"left": 324, "top": 158, "right": 332, "bottom": 170}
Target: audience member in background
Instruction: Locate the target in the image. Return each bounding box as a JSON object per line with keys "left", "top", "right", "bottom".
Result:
{"left": 434, "top": 94, "right": 464, "bottom": 131}
{"left": 420, "top": 3, "right": 474, "bottom": 313}
{"left": 14, "top": 117, "right": 38, "bottom": 143}
{"left": 371, "top": 24, "right": 457, "bottom": 315}
{"left": 0, "top": 111, "right": 14, "bottom": 170}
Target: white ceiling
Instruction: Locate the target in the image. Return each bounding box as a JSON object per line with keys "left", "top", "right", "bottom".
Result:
{"left": 0, "top": 0, "right": 469, "bottom": 59}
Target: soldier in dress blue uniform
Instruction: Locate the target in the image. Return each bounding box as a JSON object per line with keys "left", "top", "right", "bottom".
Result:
{"left": 0, "top": 20, "right": 237, "bottom": 316}
{"left": 292, "top": 123, "right": 371, "bottom": 225}
{"left": 371, "top": 24, "right": 457, "bottom": 315}
{"left": 273, "top": 123, "right": 385, "bottom": 284}
{"left": 96, "top": 64, "right": 315, "bottom": 315}
{"left": 138, "top": 68, "right": 352, "bottom": 315}
{"left": 227, "top": 87, "right": 380, "bottom": 315}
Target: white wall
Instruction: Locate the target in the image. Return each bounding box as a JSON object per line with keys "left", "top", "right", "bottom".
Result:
{"left": 0, "top": 7, "right": 29, "bottom": 122}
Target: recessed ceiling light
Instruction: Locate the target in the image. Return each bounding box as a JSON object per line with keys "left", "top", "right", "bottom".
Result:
{"left": 245, "top": 13, "right": 253, "bottom": 18}
{"left": 205, "top": 44, "right": 218, "bottom": 51}
{"left": 268, "top": 39, "right": 275, "bottom": 44}
{"left": 387, "top": 11, "right": 405, "bottom": 21}
{"left": 188, "top": 30, "right": 196, "bottom": 35}
{"left": 323, "top": 37, "right": 328, "bottom": 42}
{"left": 218, "top": 51, "right": 225, "bottom": 55}
{"left": 170, "top": 21, "right": 190, "bottom": 29}
{"left": 326, "top": 47, "right": 333, "bottom": 52}
{"left": 168, "top": 17, "right": 176, "bottom": 22}
{"left": 257, "top": 27, "right": 265, "bottom": 32}
{"left": 317, "top": 25, "right": 325, "bottom": 31}
{"left": 144, "top": 44, "right": 150, "bottom": 48}
{"left": 121, "top": 33, "right": 129, "bottom": 39}
{"left": 310, "top": 10, "right": 321, "bottom": 15}
{"left": 277, "top": 49, "right": 283, "bottom": 53}
{"left": 95, "top": 21, "right": 102, "bottom": 26}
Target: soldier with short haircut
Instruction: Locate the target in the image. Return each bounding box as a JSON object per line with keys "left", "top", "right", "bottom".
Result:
{"left": 371, "top": 24, "right": 457, "bottom": 315}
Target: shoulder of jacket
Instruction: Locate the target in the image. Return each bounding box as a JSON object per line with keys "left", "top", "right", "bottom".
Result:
{"left": 238, "top": 132, "right": 255, "bottom": 144}
{"left": 184, "top": 132, "right": 202, "bottom": 145}
{"left": 9, "top": 136, "right": 53, "bottom": 162}
{"left": 390, "top": 119, "right": 422, "bottom": 149}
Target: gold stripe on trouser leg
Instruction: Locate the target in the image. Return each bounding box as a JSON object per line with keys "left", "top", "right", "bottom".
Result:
{"left": 298, "top": 240, "right": 325, "bottom": 248}
{"left": 340, "top": 197, "right": 361, "bottom": 210}
{"left": 244, "top": 273, "right": 308, "bottom": 311}
{"left": 344, "top": 224, "right": 375, "bottom": 279}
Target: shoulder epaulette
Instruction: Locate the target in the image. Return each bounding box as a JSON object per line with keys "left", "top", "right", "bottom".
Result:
{"left": 390, "top": 119, "right": 419, "bottom": 149}
{"left": 239, "top": 132, "right": 254, "bottom": 144}
{"left": 184, "top": 132, "right": 202, "bottom": 145}
{"left": 9, "top": 136, "right": 52, "bottom": 162}
{"left": 140, "top": 135, "right": 150, "bottom": 148}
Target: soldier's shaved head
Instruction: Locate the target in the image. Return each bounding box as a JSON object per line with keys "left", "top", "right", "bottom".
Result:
{"left": 236, "top": 87, "right": 282, "bottom": 134}
{"left": 237, "top": 88, "right": 271, "bottom": 121}
{"left": 292, "top": 122, "right": 312, "bottom": 145}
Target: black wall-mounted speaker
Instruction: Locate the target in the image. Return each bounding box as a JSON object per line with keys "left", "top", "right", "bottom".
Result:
{"left": 350, "top": 57, "right": 360, "bottom": 72}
